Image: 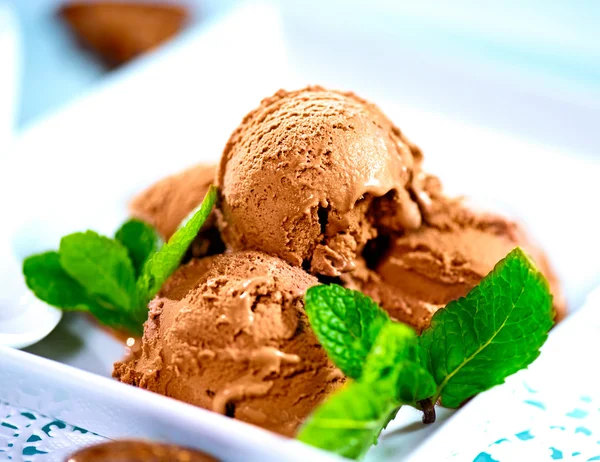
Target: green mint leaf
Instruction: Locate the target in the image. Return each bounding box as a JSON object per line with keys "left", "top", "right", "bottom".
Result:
{"left": 59, "top": 231, "right": 137, "bottom": 312}
{"left": 297, "top": 382, "right": 398, "bottom": 460}
{"left": 137, "top": 185, "right": 217, "bottom": 302}
{"left": 115, "top": 219, "right": 162, "bottom": 276}
{"left": 362, "top": 323, "right": 436, "bottom": 404}
{"left": 23, "top": 251, "right": 97, "bottom": 311}
{"left": 23, "top": 251, "right": 143, "bottom": 336}
{"left": 304, "top": 284, "right": 390, "bottom": 378}
{"left": 420, "top": 247, "right": 554, "bottom": 408}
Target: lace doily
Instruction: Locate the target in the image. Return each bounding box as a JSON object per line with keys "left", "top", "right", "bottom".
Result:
{"left": 0, "top": 401, "right": 106, "bottom": 462}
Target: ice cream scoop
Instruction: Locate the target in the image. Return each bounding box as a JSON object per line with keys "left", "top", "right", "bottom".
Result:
{"left": 218, "top": 86, "right": 429, "bottom": 277}
{"left": 114, "top": 251, "right": 343, "bottom": 436}
{"left": 66, "top": 440, "right": 216, "bottom": 462}
{"left": 344, "top": 199, "right": 566, "bottom": 332}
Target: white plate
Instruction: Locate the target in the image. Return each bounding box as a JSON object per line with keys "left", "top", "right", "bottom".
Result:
{"left": 2, "top": 1, "right": 600, "bottom": 460}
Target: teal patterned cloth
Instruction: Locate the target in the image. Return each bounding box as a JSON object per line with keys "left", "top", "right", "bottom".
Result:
{"left": 471, "top": 382, "right": 600, "bottom": 462}
{"left": 0, "top": 401, "right": 105, "bottom": 462}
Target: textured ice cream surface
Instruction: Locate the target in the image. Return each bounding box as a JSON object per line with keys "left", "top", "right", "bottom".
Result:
{"left": 113, "top": 251, "right": 343, "bottom": 436}
{"left": 218, "top": 86, "right": 431, "bottom": 277}
{"left": 129, "top": 164, "right": 224, "bottom": 258}
{"left": 344, "top": 200, "right": 566, "bottom": 332}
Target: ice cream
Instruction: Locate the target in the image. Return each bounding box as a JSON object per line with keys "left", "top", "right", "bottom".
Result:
{"left": 343, "top": 198, "right": 567, "bottom": 332}
{"left": 114, "top": 251, "right": 343, "bottom": 436}
{"left": 67, "top": 440, "right": 216, "bottom": 462}
{"left": 130, "top": 164, "right": 224, "bottom": 258}
{"left": 114, "top": 86, "right": 566, "bottom": 437}
{"left": 218, "top": 86, "right": 432, "bottom": 277}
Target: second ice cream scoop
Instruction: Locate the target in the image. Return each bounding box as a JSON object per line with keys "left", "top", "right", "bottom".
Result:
{"left": 218, "top": 86, "right": 427, "bottom": 277}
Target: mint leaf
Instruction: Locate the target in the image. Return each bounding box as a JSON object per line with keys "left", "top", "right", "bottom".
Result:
{"left": 115, "top": 219, "right": 162, "bottom": 276}
{"left": 304, "top": 284, "right": 389, "bottom": 378}
{"left": 20, "top": 187, "right": 215, "bottom": 337}
{"left": 23, "top": 251, "right": 97, "bottom": 311}
{"left": 23, "top": 251, "right": 143, "bottom": 335}
{"left": 362, "top": 323, "right": 436, "bottom": 404}
{"left": 420, "top": 247, "right": 554, "bottom": 408}
{"left": 22, "top": 186, "right": 215, "bottom": 335}
{"left": 297, "top": 382, "right": 398, "bottom": 460}
{"left": 137, "top": 185, "right": 217, "bottom": 301}
{"left": 59, "top": 231, "right": 137, "bottom": 312}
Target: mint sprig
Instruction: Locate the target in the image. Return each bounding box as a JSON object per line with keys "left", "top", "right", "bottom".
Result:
{"left": 298, "top": 322, "right": 436, "bottom": 458}
{"left": 60, "top": 231, "right": 137, "bottom": 312}
{"left": 115, "top": 219, "right": 162, "bottom": 276}
{"left": 22, "top": 185, "right": 217, "bottom": 335}
{"left": 420, "top": 247, "right": 554, "bottom": 408}
{"left": 137, "top": 185, "right": 217, "bottom": 302}
{"left": 298, "top": 247, "right": 554, "bottom": 459}
{"left": 305, "top": 284, "right": 389, "bottom": 378}
{"left": 297, "top": 382, "right": 399, "bottom": 460}
{"left": 22, "top": 251, "right": 142, "bottom": 334}
{"left": 23, "top": 251, "right": 104, "bottom": 312}
{"left": 362, "top": 323, "right": 436, "bottom": 404}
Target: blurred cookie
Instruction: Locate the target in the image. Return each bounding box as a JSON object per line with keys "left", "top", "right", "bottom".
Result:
{"left": 60, "top": 2, "right": 188, "bottom": 67}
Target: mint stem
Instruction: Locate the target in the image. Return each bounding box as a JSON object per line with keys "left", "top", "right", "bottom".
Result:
{"left": 418, "top": 399, "right": 436, "bottom": 424}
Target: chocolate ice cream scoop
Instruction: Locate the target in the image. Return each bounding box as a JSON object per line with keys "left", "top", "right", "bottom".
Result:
{"left": 67, "top": 440, "right": 216, "bottom": 462}
{"left": 114, "top": 251, "right": 343, "bottom": 436}
{"left": 218, "top": 86, "right": 428, "bottom": 277}
{"left": 344, "top": 200, "right": 566, "bottom": 332}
